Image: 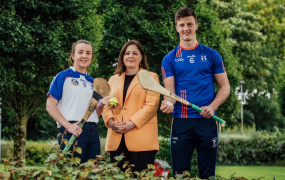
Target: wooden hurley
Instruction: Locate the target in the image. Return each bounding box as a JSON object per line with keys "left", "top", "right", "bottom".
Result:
{"left": 137, "top": 69, "right": 226, "bottom": 127}
{"left": 63, "top": 78, "right": 110, "bottom": 153}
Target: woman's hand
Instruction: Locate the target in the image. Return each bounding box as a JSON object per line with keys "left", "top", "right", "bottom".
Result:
{"left": 65, "top": 121, "right": 83, "bottom": 137}
{"left": 96, "top": 96, "right": 117, "bottom": 116}
{"left": 98, "top": 96, "right": 111, "bottom": 107}
{"left": 121, "top": 121, "right": 136, "bottom": 133}
{"left": 98, "top": 96, "right": 118, "bottom": 109}
{"left": 107, "top": 119, "right": 126, "bottom": 134}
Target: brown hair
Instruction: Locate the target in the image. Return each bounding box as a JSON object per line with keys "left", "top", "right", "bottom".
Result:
{"left": 114, "top": 40, "right": 149, "bottom": 75}
{"left": 175, "top": 7, "right": 197, "bottom": 26}
{"left": 68, "top": 40, "right": 94, "bottom": 71}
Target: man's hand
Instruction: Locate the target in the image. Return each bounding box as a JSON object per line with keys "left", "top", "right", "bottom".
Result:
{"left": 160, "top": 100, "right": 174, "bottom": 113}
{"left": 200, "top": 106, "right": 215, "bottom": 119}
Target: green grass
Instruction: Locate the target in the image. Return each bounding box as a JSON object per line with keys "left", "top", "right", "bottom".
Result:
{"left": 216, "top": 166, "right": 285, "bottom": 180}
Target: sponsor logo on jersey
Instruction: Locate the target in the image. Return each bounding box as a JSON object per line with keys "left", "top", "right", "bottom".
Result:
{"left": 187, "top": 55, "right": 196, "bottom": 63}
{"left": 80, "top": 79, "right": 87, "bottom": 87}
{"left": 71, "top": 79, "right": 79, "bottom": 86}
{"left": 200, "top": 54, "right": 208, "bottom": 62}
{"left": 175, "top": 58, "right": 184, "bottom": 62}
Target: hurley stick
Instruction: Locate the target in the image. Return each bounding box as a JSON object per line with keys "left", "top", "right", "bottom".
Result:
{"left": 62, "top": 78, "right": 110, "bottom": 153}
{"left": 137, "top": 70, "right": 226, "bottom": 127}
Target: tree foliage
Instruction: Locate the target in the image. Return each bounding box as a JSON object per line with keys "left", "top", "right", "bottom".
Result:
{"left": 94, "top": 0, "right": 242, "bottom": 135}
{"left": 0, "top": 0, "right": 103, "bottom": 164}
{"left": 213, "top": 0, "right": 284, "bottom": 130}
{"left": 1, "top": 0, "right": 284, "bottom": 157}
{"left": 95, "top": 0, "right": 184, "bottom": 136}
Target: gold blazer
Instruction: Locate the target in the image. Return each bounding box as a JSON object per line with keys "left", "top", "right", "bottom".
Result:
{"left": 102, "top": 68, "right": 160, "bottom": 152}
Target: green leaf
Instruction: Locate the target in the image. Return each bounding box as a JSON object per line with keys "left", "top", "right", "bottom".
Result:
{"left": 32, "top": 170, "right": 43, "bottom": 177}
{"left": 73, "top": 157, "right": 81, "bottom": 165}
{"left": 50, "top": 165, "right": 59, "bottom": 173}
{"left": 75, "top": 147, "right": 82, "bottom": 154}
{"left": 62, "top": 139, "right": 68, "bottom": 145}
{"left": 114, "top": 155, "right": 124, "bottom": 161}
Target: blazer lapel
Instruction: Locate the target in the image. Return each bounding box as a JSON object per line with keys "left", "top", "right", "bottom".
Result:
{"left": 125, "top": 68, "right": 143, "bottom": 103}
{"left": 117, "top": 73, "right": 125, "bottom": 107}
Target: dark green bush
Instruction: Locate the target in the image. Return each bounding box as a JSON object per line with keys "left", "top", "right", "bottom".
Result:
{"left": 218, "top": 130, "right": 285, "bottom": 165}
{"left": 1, "top": 140, "right": 55, "bottom": 165}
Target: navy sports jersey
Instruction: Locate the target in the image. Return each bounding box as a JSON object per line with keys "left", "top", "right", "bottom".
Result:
{"left": 161, "top": 42, "right": 226, "bottom": 118}
{"left": 47, "top": 67, "right": 99, "bottom": 127}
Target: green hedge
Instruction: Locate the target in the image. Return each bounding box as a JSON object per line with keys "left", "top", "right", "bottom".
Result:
{"left": 217, "top": 131, "right": 285, "bottom": 165}
{"left": 1, "top": 130, "right": 284, "bottom": 167}
{"left": 1, "top": 140, "right": 55, "bottom": 165}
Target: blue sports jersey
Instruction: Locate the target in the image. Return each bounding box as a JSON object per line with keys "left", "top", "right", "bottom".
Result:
{"left": 161, "top": 42, "right": 226, "bottom": 118}
{"left": 47, "top": 67, "right": 99, "bottom": 127}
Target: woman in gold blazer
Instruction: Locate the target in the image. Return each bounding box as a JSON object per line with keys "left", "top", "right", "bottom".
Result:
{"left": 102, "top": 40, "right": 160, "bottom": 172}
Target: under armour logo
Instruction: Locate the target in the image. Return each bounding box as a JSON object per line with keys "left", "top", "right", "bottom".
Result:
{"left": 212, "top": 137, "right": 217, "bottom": 148}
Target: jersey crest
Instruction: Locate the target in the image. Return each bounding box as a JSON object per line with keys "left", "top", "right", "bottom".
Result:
{"left": 71, "top": 78, "right": 79, "bottom": 86}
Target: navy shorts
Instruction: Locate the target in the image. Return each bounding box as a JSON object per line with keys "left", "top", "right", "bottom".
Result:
{"left": 58, "top": 121, "right": 100, "bottom": 163}
{"left": 171, "top": 118, "right": 218, "bottom": 179}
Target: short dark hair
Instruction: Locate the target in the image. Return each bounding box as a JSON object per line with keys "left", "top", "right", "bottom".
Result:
{"left": 114, "top": 40, "right": 149, "bottom": 75}
{"left": 175, "top": 7, "right": 197, "bottom": 26}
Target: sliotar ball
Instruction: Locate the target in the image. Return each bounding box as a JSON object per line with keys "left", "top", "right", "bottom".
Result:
{"left": 109, "top": 97, "right": 118, "bottom": 106}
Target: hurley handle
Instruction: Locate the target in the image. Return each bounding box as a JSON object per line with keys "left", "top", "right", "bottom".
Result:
{"left": 191, "top": 104, "right": 226, "bottom": 127}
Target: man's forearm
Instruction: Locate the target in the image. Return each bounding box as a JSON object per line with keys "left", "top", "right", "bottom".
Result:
{"left": 209, "top": 86, "right": 230, "bottom": 110}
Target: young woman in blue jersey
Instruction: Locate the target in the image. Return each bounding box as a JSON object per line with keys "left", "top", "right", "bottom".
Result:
{"left": 160, "top": 8, "right": 231, "bottom": 179}
{"left": 46, "top": 40, "right": 111, "bottom": 163}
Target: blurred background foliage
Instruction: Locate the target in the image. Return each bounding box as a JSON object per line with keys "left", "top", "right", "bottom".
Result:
{"left": 0, "top": 0, "right": 285, "bottom": 161}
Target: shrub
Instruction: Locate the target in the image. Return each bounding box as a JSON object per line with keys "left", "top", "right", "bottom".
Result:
{"left": 1, "top": 140, "right": 56, "bottom": 165}
{"left": 25, "top": 141, "right": 54, "bottom": 165}
{"left": 0, "top": 139, "right": 13, "bottom": 161}
{"left": 1, "top": 130, "right": 284, "bottom": 178}
{"left": 1, "top": 145, "right": 176, "bottom": 179}
{"left": 218, "top": 130, "right": 285, "bottom": 165}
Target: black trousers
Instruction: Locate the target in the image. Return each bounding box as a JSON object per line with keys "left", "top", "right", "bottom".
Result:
{"left": 58, "top": 121, "right": 100, "bottom": 164}
{"left": 110, "top": 134, "right": 157, "bottom": 173}
{"left": 171, "top": 118, "right": 218, "bottom": 179}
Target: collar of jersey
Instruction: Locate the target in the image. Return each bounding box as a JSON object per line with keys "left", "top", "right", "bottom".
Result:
{"left": 70, "top": 66, "right": 88, "bottom": 76}
{"left": 179, "top": 41, "right": 199, "bottom": 50}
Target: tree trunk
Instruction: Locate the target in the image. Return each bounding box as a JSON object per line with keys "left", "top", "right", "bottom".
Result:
{"left": 13, "top": 116, "right": 28, "bottom": 167}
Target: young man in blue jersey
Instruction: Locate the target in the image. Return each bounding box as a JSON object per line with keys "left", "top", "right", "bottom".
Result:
{"left": 160, "top": 7, "right": 230, "bottom": 179}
